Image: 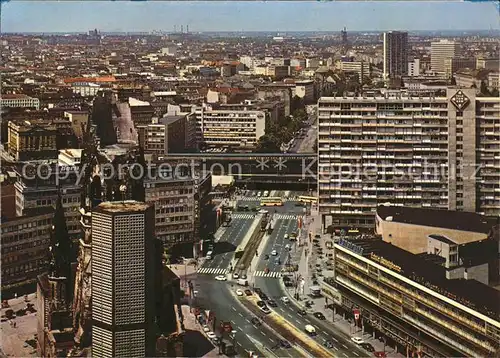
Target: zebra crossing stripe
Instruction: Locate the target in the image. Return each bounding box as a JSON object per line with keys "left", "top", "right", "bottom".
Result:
{"left": 197, "top": 267, "right": 228, "bottom": 275}
{"left": 254, "top": 271, "right": 282, "bottom": 278}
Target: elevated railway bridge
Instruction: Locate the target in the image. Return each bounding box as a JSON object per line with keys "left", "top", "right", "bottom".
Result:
{"left": 159, "top": 153, "right": 318, "bottom": 190}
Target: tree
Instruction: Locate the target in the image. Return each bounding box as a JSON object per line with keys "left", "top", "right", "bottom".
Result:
{"left": 256, "top": 135, "right": 281, "bottom": 153}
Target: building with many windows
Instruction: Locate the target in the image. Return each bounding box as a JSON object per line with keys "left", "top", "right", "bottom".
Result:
{"left": 323, "top": 237, "right": 500, "bottom": 357}
{"left": 1, "top": 94, "right": 40, "bottom": 109}
{"left": 431, "top": 40, "right": 460, "bottom": 75}
{"left": 383, "top": 31, "right": 408, "bottom": 80}
{"left": 91, "top": 201, "right": 157, "bottom": 358}
{"left": 1, "top": 206, "right": 53, "bottom": 295}
{"left": 8, "top": 120, "right": 58, "bottom": 161}
{"left": 199, "top": 104, "right": 266, "bottom": 150}
{"left": 317, "top": 88, "right": 500, "bottom": 230}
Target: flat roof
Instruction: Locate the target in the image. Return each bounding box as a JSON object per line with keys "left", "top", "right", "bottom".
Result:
{"left": 338, "top": 238, "right": 500, "bottom": 320}
{"left": 377, "top": 205, "right": 498, "bottom": 234}
{"left": 96, "top": 200, "right": 150, "bottom": 213}
{"left": 160, "top": 115, "right": 185, "bottom": 125}
{"left": 428, "top": 234, "right": 457, "bottom": 246}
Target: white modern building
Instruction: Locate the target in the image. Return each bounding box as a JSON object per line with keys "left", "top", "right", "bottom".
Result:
{"left": 431, "top": 40, "right": 460, "bottom": 75}
{"left": 91, "top": 201, "right": 156, "bottom": 358}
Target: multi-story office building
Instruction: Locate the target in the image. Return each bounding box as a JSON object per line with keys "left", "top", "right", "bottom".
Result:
{"left": 199, "top": 105, "right": 266, "bottom": 150}
{"left": 338, "top": 60, "right": 371, "bottom": 83}
{"left": 431, "top": 40, "right": 460, "bottom": 75}
{"left": 317, "top": 88, "right": 500, "bottom": 230}
{"left": 8, "top": 120, "right": 58, "bottom": 161}
{"left": 444, "top": 57, "right": 476, "bottom": 78}
{"left": 138, "top": 114, "right": 186, "bottom": 156}
{"left": 294, "top": 80, "right": 316, "bottom": 104}
{"left": 1, "top": 94, "right": 40, "bottom": 109}
{"left": 323, "top": 237, "right": 500, "bottom": 357}
{"left": 383, "top": 31, "right": 408, "bottom": 80}
{"left": 14, "top": 164, "right": 81, "bottom": 241}
{"left": 407, "top": 59, "right": 420, "bottom": 77}
{"left": 91, "top": 201, "right": 156, "bottom": 358}
{"left": 1, "top": 207, "right": 53, "bottom": 294}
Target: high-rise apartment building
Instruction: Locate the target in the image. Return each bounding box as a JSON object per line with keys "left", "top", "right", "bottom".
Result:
{"left": 383, "top": 31, "right": 408, "bottom": 80}
{"left": 91, "top": 201, "right": 156, "bottom": 358}
{"left": 317, "top": 88, "right": 500, "bottom": 230}
{"left": 431, "top": 40, "right": 460, "bottom": 75}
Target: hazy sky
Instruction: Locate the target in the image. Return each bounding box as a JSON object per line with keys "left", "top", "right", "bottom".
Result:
{"left": 2, "top": 1, "right": 499, "bottom": 33}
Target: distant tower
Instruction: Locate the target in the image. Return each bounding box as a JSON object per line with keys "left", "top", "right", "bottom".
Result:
{"left": 186, "top": 24, "right": 189, "bottom": 33}
{"left": 341, "top": 27, "right": 348, "bottom": 56}
{"left": 181, "top": 25, "right": 184, "bottom": 34}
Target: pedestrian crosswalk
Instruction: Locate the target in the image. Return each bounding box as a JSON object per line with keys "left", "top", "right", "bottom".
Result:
{"left": 231, "top": 213, "right": 257, "bottom": 219}
{"left": 238, "top": 197, "right": 293, "bottom": 202}
{"left": 197, "top": 267, "right": 229, "bottom": 275}
{"left": 275, "top": 213, "right": 300, "bottom": 220}
{"left": 254, "top": 270, "right": 282, "bottom": 278}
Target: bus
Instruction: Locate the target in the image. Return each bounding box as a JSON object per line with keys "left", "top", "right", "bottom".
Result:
{"left": 297, "top": 195, "right": 318, "bottom": 204}
{"left": 260, "top": 197, "right": 283, "bottom": 206}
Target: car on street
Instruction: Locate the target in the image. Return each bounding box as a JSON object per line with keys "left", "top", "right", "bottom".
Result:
{"left": 260, "top": 305, "right": 271, "bottom": 314}
{"left": 257, "top": 192, "right": 262, "bottom": 197}
{"left": 324, "top": 340, "right": 334, "bottom": 349}
{"left": 254, "top": 288, "right": 262, "bottom": 295}
{"left": 236, "top": 289, "right": 244, "bottom": 296}
{"left": 280, "top": 296, "right": 290, "bottom": 304}
{"left": 259, "top": 293, "right": 269, "bottom": 301}
{"left": 264, "top": 254, "right": 269, "bottom": 260}
{"left": 361, "top": 343, "right": 375, "bottom": 352}
{"left": 374, "top": 352, "right": 387, "bottom": 358}
{"left": 351, "top": 337, "right": 365, "bottom": 345}
{"left": 207, "top": 332, "right": 217, "bottom": 340}
{"left": 232, "top": 272, "right": 239, "bottom": 279}
{"left": 271, "top": 250, "right": 278, "bottom": 256}
{"left": 244, "top": 289, "right": 252, "bottom": 296}
{"left": 267, "top": 299, "right": 277, "bottom": 307}
{"left": 251, "top": 317, "right": 261, "bottom": 326}
{"left": 284, "top": 234, "right": 289, "bottom": 239}
{"left": 256, "top": 300, "right": 266, "bottom": 308}
{"left": 298, "top": 309, "right": 307, "bottom": 316}
{"left": 285, "top": 244, "right": 291, "bottom": 250}
{"left": 202, "top": 325, "right": 210, "bottom": 332}
{"left": 279, "top": 340, "right": 292, "bottom": 349}
{"left": 313, "top": 312, "right": 326, "bottom": 320}
{"left": 215, "top": 275, "right": 227, "bottom": 281}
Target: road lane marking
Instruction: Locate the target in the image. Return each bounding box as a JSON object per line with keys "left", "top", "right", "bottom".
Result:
{"left": 245, "top": 319, "right": 250, "bottom": 323}
{"left": 353, "top": 352, "right": 359, "bottom": 356}
{"left": 342, "top": 344, "right": 348, "bottom": 349}
{"left": 331, "top": 337, "right": 338, "bottom": 343}
{"left": 343, "top": 354, "right": 348, "bottom": 358}
{"left": 238, "top": 312, "right": 244, "bottom": 317}
{"left": 231, "top": 320, "right": 236, "bottom": 325}
{"left": 287, "top": 313, "right": 292, "bottom": 318}
{"left": 260, "top": 331, "right": 265, "bottom": 336}
{"left": 231, "top": 306, "right": 236, "bottom": 311}
{"left": 333, "top": 346, "right": 338, "bottom": 351}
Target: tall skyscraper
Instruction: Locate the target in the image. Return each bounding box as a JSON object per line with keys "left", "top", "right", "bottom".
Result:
{"left": 317, "top": 88, "right": 500, "bottom": 230}
{"left": 91, "top": 201, "right": 156, "bottom": 358}
{"left": 431, "top": 39, "right": 460, "bottom": 75}
{"left": 383, "top": 31, "right": 408, "bottom": 80}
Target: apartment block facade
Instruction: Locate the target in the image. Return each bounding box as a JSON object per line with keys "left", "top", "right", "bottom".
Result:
{"left": 323, "top": 238, "right": 500, "bottom": 357}
{"left": 383, "top": 31, "right": 408, "bottom": 80}
{"left": 317, "top": 88, "right": 500, "bottom": 230}
{"left": 431, "top": 40, "right": 460, "bottom": 75}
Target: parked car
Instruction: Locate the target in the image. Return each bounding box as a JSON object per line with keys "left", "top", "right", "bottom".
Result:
{"left": 256, "top": 301, "right": 266, "bottom": 308}
{"left": 236, "top": 289, "right": 244, "bottom": 296}
{"left": 280, "top": 296, "right": 290, "bottom": 304}
{"left": 374, "top": 352, "right": 387, "bottom": 358}
{"left": 279, "top": 340, "right": 292, "bottom": 349}
{"left": 215, "top": 275, "right": 227, "bottom": 281}
{"left": 207, "top": 332, "right": 217, "bottom": 339}
{"left": 251, "top": 317, "right": 261, "bottom": 327}
{"left": 244, "top": 289, "right": 252, "bottom": 296}
{"left": 298, "top": 309, "right": 307, "bottom": 316}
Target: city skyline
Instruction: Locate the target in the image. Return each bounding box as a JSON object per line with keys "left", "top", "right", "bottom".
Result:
{"left": 2, "top": 1, "right": 499, "bottom": 33}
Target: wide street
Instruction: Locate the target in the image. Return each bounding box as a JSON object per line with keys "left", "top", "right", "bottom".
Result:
{"left": 196, "top": 215, "right": 257, "bottom": 276}
{"left": 194, "top": 275, "right": 304, "bottom": 357}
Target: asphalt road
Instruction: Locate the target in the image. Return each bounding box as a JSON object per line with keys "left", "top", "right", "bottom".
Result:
{"left": 255, "top": 217, "right": 301, "bottom": 276}
{"left": 197, "top": 216, "right": 257, "bottom": 276}
{"left": 194, "top": 276, "right": 302, "bottom": 358}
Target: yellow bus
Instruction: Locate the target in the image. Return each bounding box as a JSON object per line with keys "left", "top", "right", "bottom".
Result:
{"left": 298, "top": 195, "right": 318, "bottom": 204}
{"left": 260, "top": 197, "right": 284, "bottom": 206}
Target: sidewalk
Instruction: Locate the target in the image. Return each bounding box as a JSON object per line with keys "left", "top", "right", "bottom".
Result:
{"left": 283, "top": 210, "right": 403, "bottom": 358}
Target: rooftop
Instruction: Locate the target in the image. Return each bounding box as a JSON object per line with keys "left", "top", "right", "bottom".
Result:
{"left": 97, "top": 200, "right": 151, "bottom": 213}
{"left": 377, "top": 205, "right": 498, "bottom": 234}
